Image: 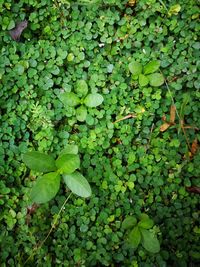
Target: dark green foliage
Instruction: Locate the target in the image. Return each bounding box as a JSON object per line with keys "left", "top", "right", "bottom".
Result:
{"left": 0, "top": 0, "right": 200, "bottom": 266}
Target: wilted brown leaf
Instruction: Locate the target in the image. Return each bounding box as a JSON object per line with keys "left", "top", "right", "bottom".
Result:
{"left": 9, "top": 20, "right": 28, "bottom": 41}
{"left": 128, "top": 0, "right": 136, "bottom": 6}
{"left": 186, "top": 186, "right": 200, "bottom": 194}
{"left": 191, "top": 139, "right": 198, "bottom": 155}
{"left": 160, "top": 122, "right": 171, "bottom": 132}
{"left": 170, "top": 105, "right": 176, "bottom": 124}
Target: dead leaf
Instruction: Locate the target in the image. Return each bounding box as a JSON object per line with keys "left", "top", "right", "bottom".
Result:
{"left": 128, "top": 0, "right": 136, "bottom": 6}
{"left": 191, "top": 139, "right": 198, "bottom": 155}
{"left": 162, "top": 115, "right": 167, "bottom": 121}
{"left": 160, "top": 122, "right": 171, "bottom": 132}
{"left": 170, "top": 105, "right": 176, "bottom": 124}
{"left": 9, "top": 20, "right": 28, "bottom": 41}
{"left": 113, "top": 114, "right": 137, "bottom": 123}
{"left": 186, "top": 186, "right": 200, "bottom": 194}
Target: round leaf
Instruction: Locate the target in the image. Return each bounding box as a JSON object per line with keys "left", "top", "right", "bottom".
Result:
{"left": 140, "top": 229, "right": 160, "bottom": 253}
{"left": 63, "top": 171, "right": 92, "bottom": 198}
{"left": 128, "top": 61, "right": 142, "bottom": 75}
{"left": 56, "top": 154, "right": 80, "bottom": 174}
{"left": 60, "top": 92, "right": 80, "bottom": 107}
{"left": 76, "top": 80, "right": 88, "bottom": 97}
{"left": 138, "top": 218, "right": 154, "bottom": 229}
{"left": 22, "top": 151, "right": 56, "bottom": 173}
{"left": 84, "top": 93, "right": 104, "bottom": 108}
{"left": 30, "top": 172, "right": 60, "bottom": 204}
{"left": 128, "top": 226, "right": 141, "bottom": 249}
{"left": 148, "top": 73, "right": 164, "bottom": 87}
{"left": 76, "top": 105, "right": 87, "bottom": 121}
{"left": 144, "top": 61, "right": 160, "bottom": 75}
{"left": 122, "top": 216, "right": 137, "bottom": 230}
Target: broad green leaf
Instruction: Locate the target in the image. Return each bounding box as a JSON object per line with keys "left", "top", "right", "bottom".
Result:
{"left": 128, "top": 226, "right": 141, "bottom": 249}
{"left": 60, "top": 92, "right": 80, "bottom": 107}
{"left": 76, "top": 80, "right": 88, "bottom": 97}
{"left": 60, "top": 145, "right": 79, "bottom": 156}
{"left": 30, "top": 172, "right": 60, "bottom": 204}
{"left": 128, "top": 61, "right": 142, "bottom": 75}
{"left": 84, "top": 93, "right": 104, "bottom": 108}
{"left": 148, "top": 73, "right": 164, "bottom": 87}
{"left": 139, "top": 74, "right": 149, "bottom": 87}
{"left": 140, "top": 229, "right": 160, "bottom": 253}
{"left": 56, "top": 154, "right": 80, "bottom": 174}
{"left": 63, "top": 171, "right": 92, "bottom": 198}
{"left": 122, "top": 216, "right": 137, "bottom": 229}
{"left": 22, "top": 151, "right": 56, "bottom": 173}
{"left": 144, "top": 61, "right": 160, "bottom": 75}
{"left": 138, "top": 218, "right": 154, "bottom": 229}
{"left": 76, "top": 105, "right": 87, "bottom": 121}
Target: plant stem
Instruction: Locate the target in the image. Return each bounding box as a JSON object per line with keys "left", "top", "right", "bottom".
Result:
{"left": 24, "top": 192, "right": 72, "bottom": 265}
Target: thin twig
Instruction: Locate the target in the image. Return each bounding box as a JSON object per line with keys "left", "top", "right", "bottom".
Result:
{"left": 113, "top": 114, "right": 137, "bottom": 123}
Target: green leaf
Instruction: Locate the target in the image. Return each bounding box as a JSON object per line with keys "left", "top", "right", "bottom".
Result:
{"left": 56, "top": 154, "right": 80, "bottom": 174}
{"left": 140, "top": 229, "right": 160, "bottom": 253}
{"left": 76, "top": 105, "right": 87, "bottom": 121}
{"left": 138, "top": 218, "right": 154, "bottom": 229}
{"left": 84, "top": 93, "right": 104, "bottom": 108}
{"left": 168, "top": 4, "right": 181, "bottom": 16}
{"left": 148, "top": 73, "right": 164, "bottom": 87}
{"left": 30, "top": 172, "right": 60, "bottom": 204}
{"left": 128, "top": 226, "right": 141, "bottom": 249}
{"left": 76, "top": 80, "right": 88, "bottom": 97}
{"left": 144, "top": 61, "right": 160, "bottom": 75}
{"left": 63, "top": 171, "right": 92, "bottom": 198}
{"left": 128, "top": 61, "right": 142, "bottom": 75}
{"left": 22, "top": 151, "right": 56, "bottom": 173}
{"left": 122, "top": 216, "right": 137, "bottom": 229}
{"left": 139, "top": 74, "right": 149, "bottom": 87}
{"left": 60, "top": 145, "right": 79, "bottom": 156}
{"left": 60, "top": 92, "right": 80, "bottom": 107}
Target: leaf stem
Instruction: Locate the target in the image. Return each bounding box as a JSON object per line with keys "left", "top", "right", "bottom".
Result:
{"left": 24, "top": 192, "right": 72, "bottom": 265}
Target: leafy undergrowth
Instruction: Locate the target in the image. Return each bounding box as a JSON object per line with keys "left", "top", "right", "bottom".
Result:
{"left": 0, "top": 0, "right": 200, "bottom": 266}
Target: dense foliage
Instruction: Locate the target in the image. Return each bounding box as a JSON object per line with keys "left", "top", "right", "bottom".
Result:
{"left": 0, "top": 0, "right": 200, "bottom": 266}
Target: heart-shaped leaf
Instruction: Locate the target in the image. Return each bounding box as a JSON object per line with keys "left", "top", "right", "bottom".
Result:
{"left": 63, "top": 171, "right": 92, "bottom": 198}
{"left": 122, "top": 216, "right": 137, "bottom": 230}
{"left": 30, "top": 172, "right": 60, "bottom": 204}
{"left": 60, "top": 92, "right": 80, "bottom": 107}
{"left": 76, "top": 80, "right": 88, "bottom": 97}
{"left": 128, "top": 226, "right": 141, "bottom": 249}
{"left": 56, "top": 154, "right": 80, "bottom": 174}
{"left": 140, "top": 229, "right": 160, "bottom": 253}
{"left": 139, "top": 74, "right": 149, "bottom": 87}
{"left": 22, "top": 151, "right": 56, "bottom": 173}
{"left": 144, "top": 61, "right": 160, "bottom": 75}
{"left": 84, "top": 93, "right": 104, "bottom": 107}
{"left": 148, "top": 73, "right": 164, "bottom": 87}
{"left": 128, "top": 61, "right": 142, "bottom": 75}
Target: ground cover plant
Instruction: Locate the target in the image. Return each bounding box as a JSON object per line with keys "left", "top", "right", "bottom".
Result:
{"left": 0, "top": 0, "right": 200, "bottom": 266}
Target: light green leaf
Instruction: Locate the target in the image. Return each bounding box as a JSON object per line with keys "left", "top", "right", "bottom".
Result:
{"left": 56, "top": 154, "right": 80, "bottom": 174}
{"left": 138, "top": 218, "right": 154, "bottom": 229}
{"left": 63, "top": 171, "right": 92, "bottom": 198}
{"left": 84, "top": 93, "right": 104, "bottom": 108}
{"left": 140, "top": 229, "right": 160, "bottom": 253}
{"left": 148, "top": 73, "right": 164, "bottom": 87}
{"left": 60, "top": 144, "right": 79, "bottom": 156}
{"left": 60, "top": 92, "right": 80, "bottom": 107}
{"left": 122, "top": 216, "right": 137, "bottom": 229}
{"left": 76, "top": 80, "right": 88, "bottom": 97}
{"left": 30, "top": 172, "right": 60, "bottom": 204}
{"left": 22, "top": 151, "right": 56, "bottom": 173}
{"left": 128, "top": 226, "right": 141, "bottom": 249}
{"left": 76, "top": 105, "right": 87, "bottom": 121}
{"left": 128, "top": 61, "right": 142, "bottom": 75}
{"left": 139, "top": 74, "right": 149, "bottom": 87}
{"left": 168, "top": 4, "right": 181, "bottom": 16}
{"left": 144, "top": 61, "right": 160, "bottom": 75}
